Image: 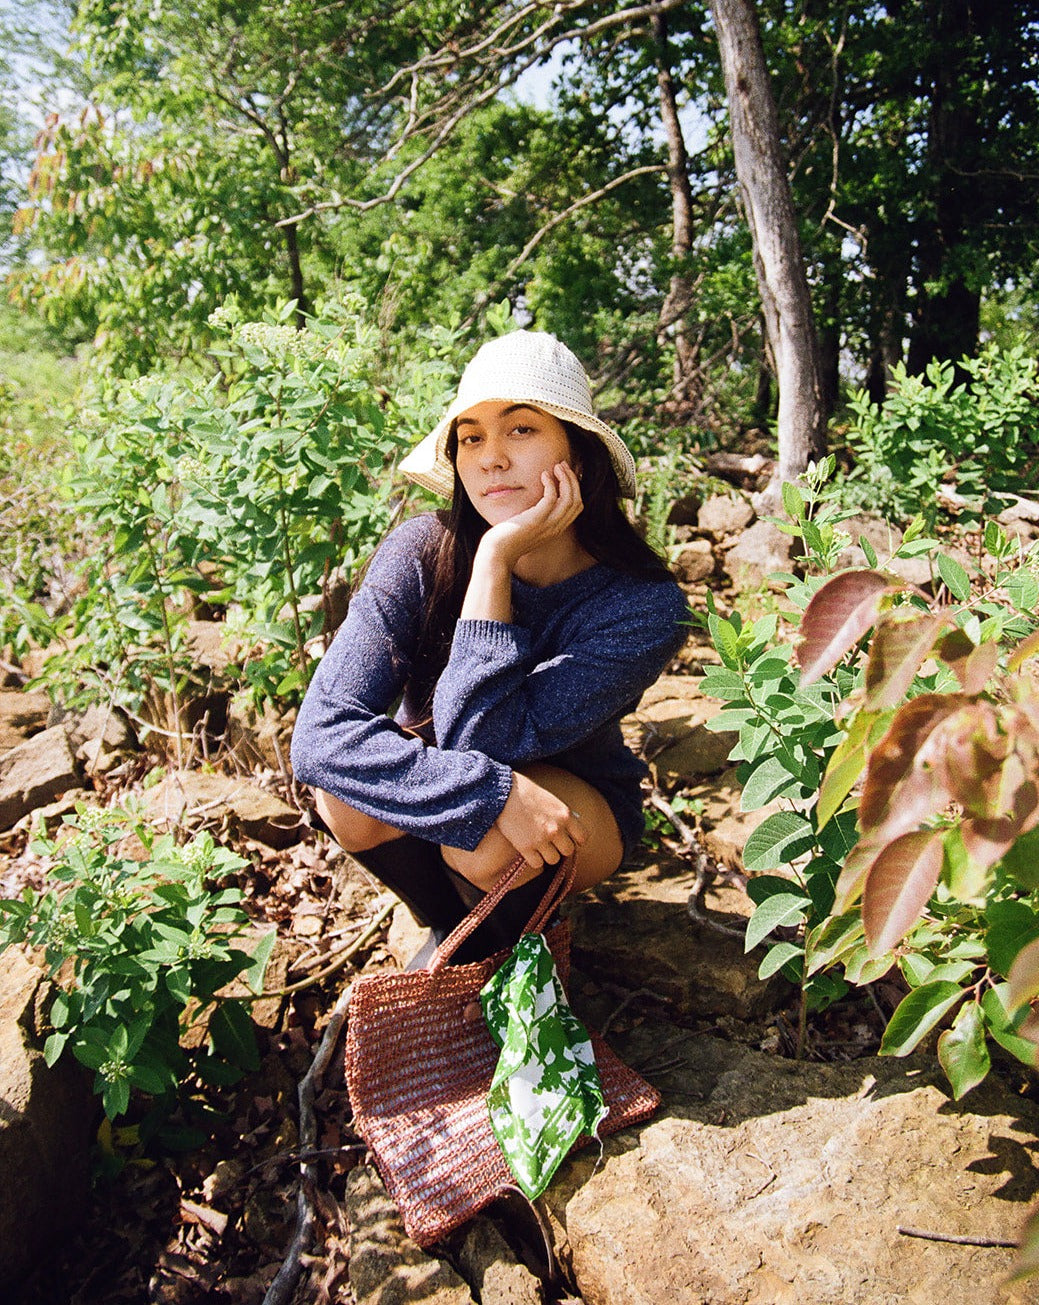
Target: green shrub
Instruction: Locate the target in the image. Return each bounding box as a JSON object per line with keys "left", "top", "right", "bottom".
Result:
{"left": 0, "top": 803, "right": 275, "bottom": 1124}
{"left": 842, "top": 342, "right": 1039, "bottom": 525}
{"left": 33, "top": 295, "right": 458, "bottom": 748}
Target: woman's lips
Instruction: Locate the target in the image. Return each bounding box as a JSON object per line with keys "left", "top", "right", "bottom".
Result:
{"left": 483, "top": 485, "right": 522, "bottom": 498}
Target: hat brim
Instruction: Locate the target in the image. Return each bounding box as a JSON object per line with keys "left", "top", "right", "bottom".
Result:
{"left": 398, "top": 397, "right": 637, "bottom": 499}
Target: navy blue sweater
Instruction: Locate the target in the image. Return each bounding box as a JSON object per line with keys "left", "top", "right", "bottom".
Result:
{"left": 290, "top": 514, "right": 689, "bottom": 858}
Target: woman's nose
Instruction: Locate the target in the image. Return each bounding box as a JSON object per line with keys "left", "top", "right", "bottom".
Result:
{"left": 481, "top": 436, "right": 509, "bottom": 469}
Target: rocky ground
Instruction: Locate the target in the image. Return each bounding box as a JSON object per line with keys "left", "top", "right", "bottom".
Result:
{"left": 3, "top": 482, "right": 1039, "bottom": 1305}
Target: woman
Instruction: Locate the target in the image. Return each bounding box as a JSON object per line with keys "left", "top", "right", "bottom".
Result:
{"left": 291, "top": 330, "right": 688, "bottom": 961}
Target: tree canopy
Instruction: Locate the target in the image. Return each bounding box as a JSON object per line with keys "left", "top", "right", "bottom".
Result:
{"left": 7, "top": 0, "right": 1039, "bottom": 447}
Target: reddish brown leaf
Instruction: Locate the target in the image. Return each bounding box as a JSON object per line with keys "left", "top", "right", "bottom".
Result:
{"left": 1007, "top": 936, "right": 1039, "bottom": 1014}
{"left": 831, "top": 838, "right": 882, "bottom": 914}
{"left": 864, "top": 611, "right": 950, "bottom": 710}
{"left": 936, "top": 629, "right": 1000, "bottom": 694}
{"left": 858, "top": 694, "right": 969, "bottom": 837}
{"left": 862, "top": 828, "right": 946, "bottom": 956}
{"left": 797, "top": 570, "right": 897, "bottom": 685}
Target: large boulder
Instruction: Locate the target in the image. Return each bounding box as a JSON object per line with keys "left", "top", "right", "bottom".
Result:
{"left": 0, "top": 689, "right": 50, "bottom": 754}
{"left": 544, "top": 1028, "right": 1039, "bottom": 1305}
{"left": 345, "top": 1164, "right": 474, "bottom": 1305}
{"left": 568, "top": 855, "right": 781, "bottom": 1023}
{"left": 721, "top": 520, "right": 793, "bottom": 590}
{"left": 0, "top": 725, "right": 80, "bottom": 831}
{"left": 0, "top": 948, "right": 93, "bottom": 1291}
{"left": 143, "top": 771, "right": 302, "bottom": 848}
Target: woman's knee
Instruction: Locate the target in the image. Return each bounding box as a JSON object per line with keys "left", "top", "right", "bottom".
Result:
{"left": 313, "top": 789, "right": 396, "bottom": 853}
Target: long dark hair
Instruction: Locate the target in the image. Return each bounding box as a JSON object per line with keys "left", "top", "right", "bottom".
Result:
{"left": 407, "top": 420, "right": 673, "bottom": 720}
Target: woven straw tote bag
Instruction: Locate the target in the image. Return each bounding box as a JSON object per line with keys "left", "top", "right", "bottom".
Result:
{"left": 344, "top": 854, "right": 661, "bottom": 1248}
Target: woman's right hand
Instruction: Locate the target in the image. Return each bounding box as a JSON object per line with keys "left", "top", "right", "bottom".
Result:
{"left": 494, "top": 769, "right": 587, "bottom": 869}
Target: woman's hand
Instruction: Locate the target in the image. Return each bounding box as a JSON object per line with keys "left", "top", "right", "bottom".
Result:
{"left": 495, "top": 769, "right": 588, "bottom": 870}
{"left": 460, "top": 462, "right": 583, "bottom": 624}
{"left": 479, "top": 461, "right": 583, "bottom": 573}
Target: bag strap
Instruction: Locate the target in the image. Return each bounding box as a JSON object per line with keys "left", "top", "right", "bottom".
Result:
{"left": 429, "top": 853, "right": 576, "bottom": 974}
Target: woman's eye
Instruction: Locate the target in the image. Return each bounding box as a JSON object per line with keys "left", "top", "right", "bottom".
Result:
{"left": 510, "top": 425, "right": 534, "bottom": 437}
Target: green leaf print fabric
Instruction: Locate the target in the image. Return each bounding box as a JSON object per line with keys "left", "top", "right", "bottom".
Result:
{"left": 480, "top": 932, "right": 607, "bottom": 1199}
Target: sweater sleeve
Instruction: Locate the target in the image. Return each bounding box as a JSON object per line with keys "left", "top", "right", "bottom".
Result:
{"left": 290, "top": 517, "right": 514, "bottom": 851}
{"left": 432, "top": 577, "right": 689, "bottom": 765}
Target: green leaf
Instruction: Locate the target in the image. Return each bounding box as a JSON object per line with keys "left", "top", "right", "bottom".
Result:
{"left": 980, "top": 985, "right": 1037, "bottom": 1067}
{"left": 744, "top": 892, "right": 810, "bottom": 953}
{"left": 244, "top": 928, "right": 276, "bottom": 993}
{"left": 742, "top": 812, "right": 816, "bottom": 872}
{"left": 739, "top": 754, "right": 803, "bottom": 812}
{"left": 1000, "top": 827, "right": 1039, "bottom": 891}
{"left": 805, "top": 912, "right": 865, "bottom": 976}
{"left": 935, "top": 552, "right": 971, "bottom": 601}
{"left": 936, "top": 1001, "right": 990, "bottom": 1099}
{"left": 708, "top": 613, "right": 741, "bottom": 669}
{"left": 208, "top": 1000, "right": 260, "bottom": 1072}
{"left": 758, "top": 940, "right": 802, "bottom": 980}
{"left": 781, "top": 481, "right": 805, "bottom": 521}
{"left": 879, "top": 981, "right": 964, "bottom": 1056}
{"left": 43, "top": 1031, "right": 68, "bottom": 1067}
{"left": 986, "top": 899, "right": 1039, "bottom": 978}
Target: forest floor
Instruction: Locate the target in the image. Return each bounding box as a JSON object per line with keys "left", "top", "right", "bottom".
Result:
{"left": 3, "top": 720, "right": 906, "bottom": 1305}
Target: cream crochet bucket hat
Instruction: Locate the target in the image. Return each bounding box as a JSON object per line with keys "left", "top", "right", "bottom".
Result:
{"left": 398, "top": 330, "right": 637, "bottom": 499}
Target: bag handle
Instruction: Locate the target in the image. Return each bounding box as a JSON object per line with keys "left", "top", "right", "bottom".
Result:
{"left": 429, "top": 853, "right": 576, "bottom": 974}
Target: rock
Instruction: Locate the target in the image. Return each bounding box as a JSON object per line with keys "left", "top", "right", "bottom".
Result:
{"left": 142, "top": 771, "right": 302, "bottom": 847}
{"left": 997, "top": 495, "right": 1039, "bottom": 543}
{"left": 0, "top": 949, "right": 93, "bottom": 1291}
{"left": 49, "top": 702, "right": 137, "bottom": 774}
{"left": 666, "top": 493, "right": 703, "bottom": 528}
{"left": 456, "top": 1218, "right": 545, "bottom": 1305}
{"left": 184, "top": 619, "right": 246, "bottom": 674}
{"left": 697, "top": 493, "right": 755, "bottom": 536}
{"left": 346, "top": 1164, "right": 474, "bottom": 1305}
{"left": 702, "top": 451, "right": 774, "bottom": 492}
{"left": 386, "top": 901, "right": 430, "bottom": 970}
{"left": 0, "top": 725, "right": 80, "bottom": 831}
{"left": 671, "top": 539, "right": 716, "bottom": 586}
{"left": 835, "top": 513, "right": 933, "bottom": 588}
{"left": 721, "top": 520, "right": 794, "bottom": 590}
{"left": 543, "top": 1030, "right": 1039, "bottom": 1305}
{"left": 568, "top": 856, "right": 781, "bottom": 1022}
{"left": 625, "top": 675, "right": 737, "bottom": 783}
{"left": 0, "top": 688, "right": 50, "bottom": 753}
{"left": 634, "top": 673, "right": 736, "bottom": 782}
{"left": 225, "top": 698, "right": 296, "bottom": 773}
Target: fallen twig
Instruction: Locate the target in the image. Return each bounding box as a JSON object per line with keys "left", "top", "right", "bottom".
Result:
{"left": 262, "top": 979, "right": 356, "bottom": 1305}
{"left": 243, "top": 899, "right": 395, "bottom": 1000}
{"left": 896, "top": 1225, "right": 1016, "bottom": 1249}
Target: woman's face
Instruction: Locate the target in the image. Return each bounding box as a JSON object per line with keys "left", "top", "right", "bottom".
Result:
{"left": 453, "top": 401, "right": 576, "bottom": 525}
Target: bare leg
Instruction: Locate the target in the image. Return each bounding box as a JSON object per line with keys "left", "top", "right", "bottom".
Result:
{"left": 313, "top": 788, "right": 402, "bottom": 852}
{"left": 441, "top": 763, "right": 624, "bottom": 895}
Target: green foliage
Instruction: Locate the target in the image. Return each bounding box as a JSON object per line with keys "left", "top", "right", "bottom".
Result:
{"left": 0, "top": 803, "right": 275, "bottom": 1123}
{"left": 842, "top": 344, "right": 1039, "bottom": 525}
{"left": 707, "top": 461, "right": 1039, "bottom": 1094}
{"left": 0, "top": 303, "right": 85, "bottom": 662}
{"left": 34, "top": 297, "right": 455, "bottom": 741}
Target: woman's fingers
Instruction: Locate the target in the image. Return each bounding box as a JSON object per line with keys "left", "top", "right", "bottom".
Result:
{"left": 496, "top": 772, "right": 587, "bottom": 870}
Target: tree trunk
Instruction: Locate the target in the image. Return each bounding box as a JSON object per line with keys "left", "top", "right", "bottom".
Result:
{"left": 906, "top": 0, "right": 981, "bottom": 372}
{"left": 651, "top": 11, "right": 700, "bottom": 404}
{"left": 709, "top": 0, "right": 826, "bottom": 496}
